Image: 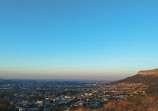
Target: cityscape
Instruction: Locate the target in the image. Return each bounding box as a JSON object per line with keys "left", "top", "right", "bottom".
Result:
{"left": 0, "top": 78, "right": 147, "bottom": 111}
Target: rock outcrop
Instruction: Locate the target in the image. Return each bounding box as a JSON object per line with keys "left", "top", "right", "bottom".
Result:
{"left": 137, "top": 69, "right": 158, "bottom": 76}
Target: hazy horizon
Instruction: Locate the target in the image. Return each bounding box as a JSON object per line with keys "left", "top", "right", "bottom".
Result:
{"left": 0, "top": 72, "right": 130, "bottom": 80}
{"left": 0, "top": 0, "right": 158, "bottom": 80}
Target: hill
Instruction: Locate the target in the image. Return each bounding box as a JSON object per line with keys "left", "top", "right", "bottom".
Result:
{"left": 105, "top": 69, "right": 158, "bottom": 111}
{"left": 114, "top": 69, "right": 158, "bottom": 85}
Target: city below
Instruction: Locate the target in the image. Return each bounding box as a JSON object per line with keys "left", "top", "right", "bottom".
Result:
{"left": 1, "top": 69, "right": 154, "bottom": 111}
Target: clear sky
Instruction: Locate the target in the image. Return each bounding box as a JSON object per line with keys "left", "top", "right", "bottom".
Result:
{"left": 0, "top": 0, "right": 158, "bottom": 80}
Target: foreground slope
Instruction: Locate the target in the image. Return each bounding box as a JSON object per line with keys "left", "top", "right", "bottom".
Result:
{"left": 104, "top": 69, "right": 158, "bottom": 111}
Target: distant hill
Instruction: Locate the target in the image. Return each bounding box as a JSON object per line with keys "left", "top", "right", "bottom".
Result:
{"left": 114, "top": 69, "right": 158, "bottom": 85}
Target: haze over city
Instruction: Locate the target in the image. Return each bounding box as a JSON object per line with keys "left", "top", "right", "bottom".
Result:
{"left": 0, "top": 0, "right": 158, "bottom": 80}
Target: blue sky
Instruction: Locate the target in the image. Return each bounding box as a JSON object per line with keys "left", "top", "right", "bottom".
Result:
{"left": 0, "top": 0, "right": 158, "bottom": 80}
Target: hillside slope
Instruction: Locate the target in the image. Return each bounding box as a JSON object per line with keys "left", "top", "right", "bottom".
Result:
{"left": 115, "top": 69, "right": 158, "bottom": 85}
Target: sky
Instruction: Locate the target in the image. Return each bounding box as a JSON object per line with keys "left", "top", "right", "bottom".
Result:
{"left": 0, "top": 0, "right": 158, "bottom": 80}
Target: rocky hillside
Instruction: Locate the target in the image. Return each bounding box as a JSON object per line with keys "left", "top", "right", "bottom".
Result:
{"left": 102, "top": 68, "right": 158, "bottom": 111}
{"left": 114, "top": 69, "right": 158, "bottom": 85}
{"left": 137, "top": 69, "right": 158, "bottom": 76}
